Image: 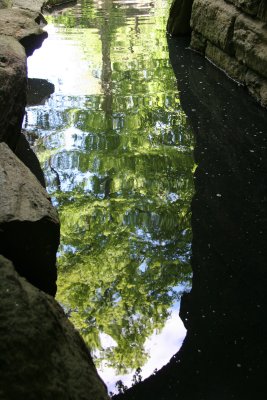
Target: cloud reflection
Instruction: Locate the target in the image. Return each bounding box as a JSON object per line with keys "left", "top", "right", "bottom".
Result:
{"left": 28, "top": 24, "right": 102, "bottom": 95}
{"left": 98, "top": 304, "right": 186, "bottom": 394}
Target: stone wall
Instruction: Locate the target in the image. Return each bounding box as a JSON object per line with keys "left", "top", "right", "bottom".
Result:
{"left": 167, "top": 0, "right": 267, "bottom": 107}
{"left": 190, "top": 0, "right": 267, "bottom": 107}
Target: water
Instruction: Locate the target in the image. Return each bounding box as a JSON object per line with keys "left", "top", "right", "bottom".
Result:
{"left": 23, "top": 0, "right": 194, "bottom": 393}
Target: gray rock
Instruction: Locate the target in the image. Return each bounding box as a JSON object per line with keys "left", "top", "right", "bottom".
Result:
{"left": 0, "top": 35, "right": 27, "bottom": 149}
{"left": 191, "top": 0, "right": 238, "bottom": 54}
{"left": 233, "top": 13, "right": 267, "bottom": 79}
{"left": 14, "top": 131, "right": 46, "bottom": 188}
{"left": 0, "top": 142, "right": 60, "bottom": 296}
{"left": 12, "top": 0, "right": 44, "bottom": 13}
{"left": 245, "top": 68, "right": 267, "bottom": 107}
{"left": 190, "top": 31, "right": 207, "bottom": 54}
{"left": 188, "top": 0, "right": 267, "bottom": 107}
{"left": 12, "top": 0, "right": 77, "bottom": 13}
{"left": 0, "top": 8, "right": 47, "bottom": 56}
{"left": 225, "top": 0, "right": 261, "bottom": 16}
{"left": 0, "top": 255, "right": 109, "bottom": 400}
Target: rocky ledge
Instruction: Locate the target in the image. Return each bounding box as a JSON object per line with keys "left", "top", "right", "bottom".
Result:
{"left": 0, "top": 255, "right": 108, "bottom": 400}
{"left": 0, "top": 1, "right": 109, "bottom": 398}
{"left": 168, "top": 0, "right": 267, "bottom": 107}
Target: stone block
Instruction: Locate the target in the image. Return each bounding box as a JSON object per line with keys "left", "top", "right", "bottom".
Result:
{"left": 0, "top": 255, "right": 109, "bottom": 400}
{"left": 190, "top": 31, "right": 207, "bottom": 54}
{"left": 233, "top": 13, "right": 267, "bottom": 79}
{"left": 191, "top": 0, "right": 239, "bottom": 54}
{"left": 245, "top": 69, "right": 267, "bottom": 107}
{"left": 205, "top": 41, "right": 247, "bottom": 82}
{"left": 0, "top": 35, "right": 26, "bottom": 149}
{"left": 12, "top": 0, "right": 45, "bottom": 13}
{"left": 0, "top": 142, "right": 60, "bottom": 295}
{"left": 225, "top": 0, "right": 261, "bottom": 16}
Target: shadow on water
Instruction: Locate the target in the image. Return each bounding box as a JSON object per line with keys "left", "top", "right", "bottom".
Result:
{"left": 113, "top": 36, "right": 267, "bottom": 399}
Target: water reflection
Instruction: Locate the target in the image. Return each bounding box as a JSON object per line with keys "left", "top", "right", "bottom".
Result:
{"left": 23, "top": 0, "right": 194, "bottom": 391}
{"left": 113, "top": 37, "right": 267, "bottom": 399}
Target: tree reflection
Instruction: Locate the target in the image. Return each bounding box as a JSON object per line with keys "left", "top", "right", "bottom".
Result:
{"left": 25, "top": 0, "right": 194, "bottom": 373}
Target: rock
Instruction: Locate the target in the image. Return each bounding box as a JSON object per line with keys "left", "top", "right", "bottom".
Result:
{"left": 206, "top": 41, "right": 247, "bottom": 82}
{"left": 167, "top": 0, "right": 194, "bottom": 36}
{"left": 225, "top": 0, "right": 261, "bottom": 16}
{"left": 187, "top": 0, "right": 267, "bottom": 107}
{"left": 0, "top": 35, "right": 27, "bottom": 150}
{"left": 0, "top": 8, "right": 47, "bottom": 56}
{"left": 14, "top": 131, "right": 46, "bottom": 187}
{"left": 190, "top": 0, "right": 238, "bottom": 54}
{"left": 0, "top": 142, "right": 60, "bottom": 296}
{"left": 190, "top": 31, "right": 207, "bottom": 54}
{"left": 0, "top": 0, "right": 12, "bottom": 9}
{"left": 27, "top": 77, "right": 55, "bottom": 106}
{"left": 233, "top": 13, "right": 267, "bottom": 79}
{"left": 12, "top": 0, "right": 45, "bottom": 13}
{"left": 0, "top": 255, "right": 109, "bottom": 400}
{"left": 245, "top": 68, "right": 267, "bottom": 107}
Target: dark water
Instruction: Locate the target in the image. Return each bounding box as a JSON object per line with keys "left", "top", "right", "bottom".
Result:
{"left": 23, "top": 0, "right": 194, "bottom": 392}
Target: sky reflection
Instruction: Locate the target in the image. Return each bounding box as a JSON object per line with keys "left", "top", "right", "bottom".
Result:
{"left": 28, "top": 24, "right": 102, "bottom": 95}
{"left": 99, "top": 306, "right": 186, "bottom": 394}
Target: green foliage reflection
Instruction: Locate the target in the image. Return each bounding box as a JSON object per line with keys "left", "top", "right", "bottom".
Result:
{"left": 27, "top": 0, "right": 194, "bottom": 374}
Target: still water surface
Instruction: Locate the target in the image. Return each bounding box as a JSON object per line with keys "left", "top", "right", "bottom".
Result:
{"left": 23, "top": 0, "right": 194, "bottom": 392}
